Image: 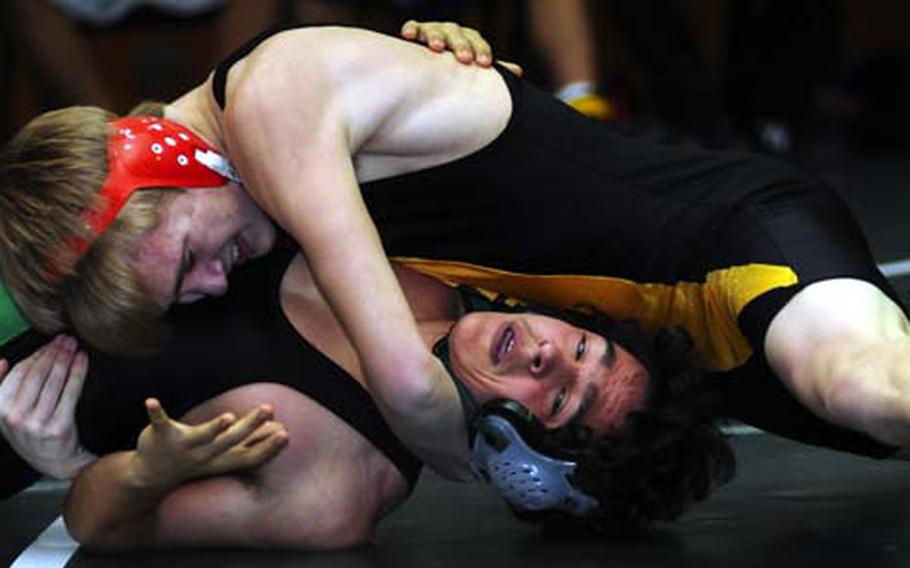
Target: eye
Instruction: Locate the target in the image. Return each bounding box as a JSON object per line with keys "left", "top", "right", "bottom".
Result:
{"left": 575, "top": 333, "right": 587, "bottom": 361}
{"left": 551, "top": 387, "right": 567, "bottom": 417}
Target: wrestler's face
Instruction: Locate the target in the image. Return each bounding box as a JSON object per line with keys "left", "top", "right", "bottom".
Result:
{"left": 448, "top": 312, "right": 650, "bottom": 435}
{"left": 133, "top": 183, "right": 277, "bottom": 309}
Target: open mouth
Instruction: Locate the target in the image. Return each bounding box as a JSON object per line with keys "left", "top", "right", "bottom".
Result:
{"left": 226, "top": 234, "right": 250, "bottom": 274}
{"left": 492, "top": 323, "right": 517, "bottom": 365}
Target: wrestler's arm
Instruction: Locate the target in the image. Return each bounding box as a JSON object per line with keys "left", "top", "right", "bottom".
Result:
{"left": 222, "top": 30, "right": 470, "bottom": 479}
{"left": 64, "top": 400, "right": 293, "bottom": 550}
{"left": 765, "top": 278, "right": 910, "bottom": 447}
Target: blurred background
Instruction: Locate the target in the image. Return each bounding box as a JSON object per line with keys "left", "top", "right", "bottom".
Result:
{"left": 3, "top": 0, "right": 910, "bottom": 281}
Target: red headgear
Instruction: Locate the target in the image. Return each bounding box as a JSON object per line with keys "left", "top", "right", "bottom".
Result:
{"left": 70, "top": 115, "right": 240, "bottom": 257}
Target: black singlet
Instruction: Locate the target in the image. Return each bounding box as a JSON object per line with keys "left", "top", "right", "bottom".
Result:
{"left": 78, "top": 238, "right": 422, "bottom": 486}
{"left": 0, "top": 239, "right": 422, "bottom": 498}
{"left": 211, "top": 27, "right": 901, "bottom": 459}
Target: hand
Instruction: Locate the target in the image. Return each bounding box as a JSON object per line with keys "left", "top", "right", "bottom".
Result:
{"left": 128, "top": 399, "right": 288, "bottom": 491}
{"left": 400, "top": 20, "right": 524, "bottom": 76}
{"left": 401, "top": 19, "right": 492, "bottom": 66}
{"left": 0, "top": 336, "right": 97, "bottom": 479}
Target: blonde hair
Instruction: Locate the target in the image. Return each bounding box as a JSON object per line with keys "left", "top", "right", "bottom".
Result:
{"left": 0, "top": 102, "right": 175, "bottom": 354}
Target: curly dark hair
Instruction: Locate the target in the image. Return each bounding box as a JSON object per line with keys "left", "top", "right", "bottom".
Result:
{"left": 499, "top": 302, "right": 735, "bottom": 534}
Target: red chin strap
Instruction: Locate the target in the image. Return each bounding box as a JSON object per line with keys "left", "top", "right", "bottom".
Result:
{"left": 70, "top": 115, "right": 240, "bottom": 257}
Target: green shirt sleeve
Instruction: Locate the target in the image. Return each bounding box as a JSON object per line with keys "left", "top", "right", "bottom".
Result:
{"left": 0, "top": 279, "right": 30, "bottom": 347}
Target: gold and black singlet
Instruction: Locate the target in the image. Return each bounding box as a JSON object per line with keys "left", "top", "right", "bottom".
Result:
{"left": 355, "top": 61, "right": 902, "bottom": 458}
{"left": 1, "top": 240, "right": 423, "bottom": 498}
{"left": 209, "top": 27, "right": 902, "bottom": 457}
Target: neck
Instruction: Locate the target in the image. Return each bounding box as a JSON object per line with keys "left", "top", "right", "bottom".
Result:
{"left": 166, "top": 86, "right": 227, "bottom": 153}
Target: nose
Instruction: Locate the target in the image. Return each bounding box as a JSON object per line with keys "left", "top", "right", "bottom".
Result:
{"left": 528, "top": 340, "right": 577, "bottom": 380}
{"left": 185, "top": 258, "right": 229, "bottom": 299}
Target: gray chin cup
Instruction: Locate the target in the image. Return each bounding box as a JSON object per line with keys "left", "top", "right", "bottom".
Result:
{"left": 469, "top": 414, "right": 599, "bottom": 516}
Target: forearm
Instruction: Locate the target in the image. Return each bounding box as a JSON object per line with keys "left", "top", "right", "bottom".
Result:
{"left": 64, "top": 451, "right": 169, "bottom": 550}
{"left": 309, "top": 242, "right": 472, "bottom": 478}
{"left": 820, "top": 340, "right": 910, "bottom": 447}
{"left": 364, "top": 353, "right": 472, "bottom": 480}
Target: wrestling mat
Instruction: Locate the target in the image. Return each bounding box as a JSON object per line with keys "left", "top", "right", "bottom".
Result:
{"left": 3, "top": 434, "right": 909, "bottom": 567}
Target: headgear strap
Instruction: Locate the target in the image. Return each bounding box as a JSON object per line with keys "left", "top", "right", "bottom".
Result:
{"left": 69, "top": 115, "right": 240, "bottom": 257}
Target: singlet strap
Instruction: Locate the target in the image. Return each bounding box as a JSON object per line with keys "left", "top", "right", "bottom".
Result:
{"left": 213, "top": 27, "right": 291, "bottom": 110}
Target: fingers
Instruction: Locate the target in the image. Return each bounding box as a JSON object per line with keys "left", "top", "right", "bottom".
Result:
{"left": 400, "top": 19, "right": 419, "bottom": 40}
{"left": 32, "top": 337, "right": 79, "bottom": 422}
{"left": 206, "top": 404, "right": 274, "bottom": 456}
{"left": 438, "top": 22, "right": 475, "bottom": 64}
{"left": 237, "top": 421, "right": 288, "bottom": 464}
{"left": 1, "top": 344, "right": 48, "bottom": 416}
{"left": 145, "top": 398, "right": 172, "bottom": 429}
{"left": 52, "top": 351, "right": 88, "bottom": 424}
{"left": 210, "top": 420, "right": 288, "bottom": 475}
{"left": 401, "top": 20, "right": 494, "bottom": 66}
{"left": 461, "top": 28, "right": 492, "bottom": 66}
{"left": 15, "top": 343, "right": 56, "bottom": 414}
{"left": 184, "top": 410, "right": 237, "bottom": 446}
{"left": 0, "top": 357, "right": 18, "bottom": 409}
{"left": 242, "top": 419, "right": 287, "bottom": 448}
{"left": 420, "top": 23, "right": 448, "bottom": 53}
{"left": 0, "top": 337, "right": 67, "bottom": 426}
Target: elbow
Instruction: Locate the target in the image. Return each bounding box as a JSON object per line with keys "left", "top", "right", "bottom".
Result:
{"left": 63, "top": 493, "right": 100, "bottom": 549}
{"left": 63, "top": 491, "right": 143, "bottom": 552}
{"left": 63, "top": 514, "right": 120, "bottom": 552}
{"left": 369, "top": 351, "right": 444, "bottom": 413}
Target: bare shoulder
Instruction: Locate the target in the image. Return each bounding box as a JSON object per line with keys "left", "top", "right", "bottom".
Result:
{"left": 216, "top": 25, "right": 510, "bottom": 183}
{"left": 221, "top": 26, "right": 495, "bottom": 144}
{"left": 246, "top": 26, "right": 451, "bottom": 76}
{"left": 224, "top": 26, "right": 441, "bottom": 115}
